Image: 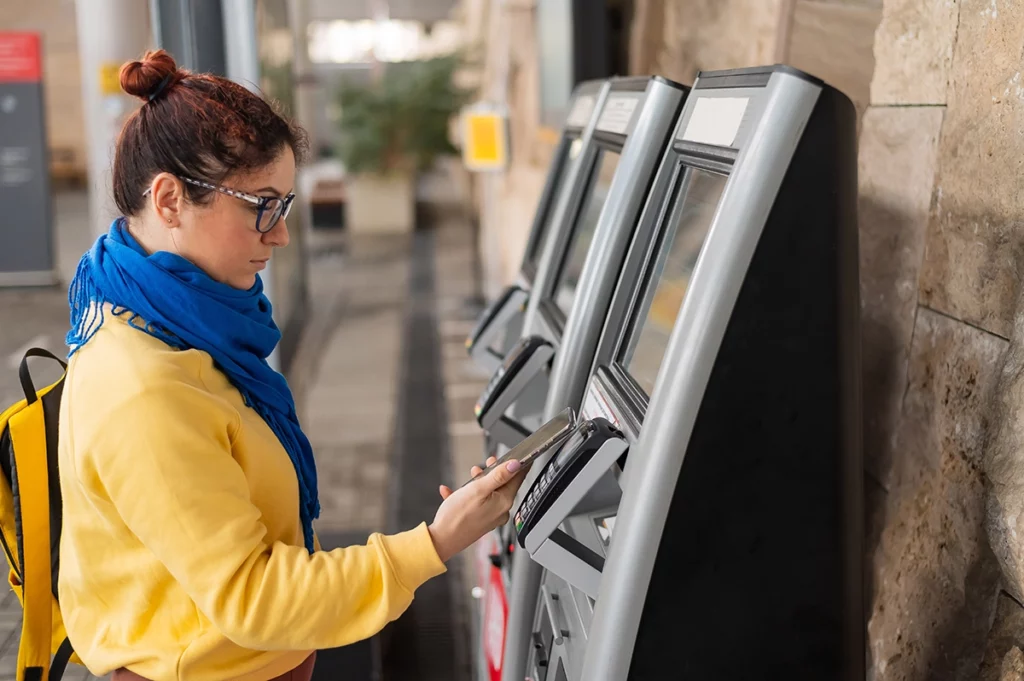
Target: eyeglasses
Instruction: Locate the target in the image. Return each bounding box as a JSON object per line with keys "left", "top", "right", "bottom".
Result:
{"left": 143, "top": 176, "right": 296, "bottom": 233}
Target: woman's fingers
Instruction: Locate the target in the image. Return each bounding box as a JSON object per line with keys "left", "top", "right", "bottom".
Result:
{"left": 439, "top": 484, "right": 453, "bottom": 500}
{"left": 485, "top": 455, "right": 498, "bottom": 467}
{"left": 470, "top": 466, "right": 483, "bottom": 478}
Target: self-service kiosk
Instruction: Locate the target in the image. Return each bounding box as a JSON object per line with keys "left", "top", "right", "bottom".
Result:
{"left": 466, "top": 79, "right": 609, "bottom": 375}
{"left": 473, "top": 75, "right": 691, "bottom": 681}
{"left": 505, "top": 65, "right": 863, "bottom": 681}
{"left": 475, "top": 76, "right": 689, "bottom": 454}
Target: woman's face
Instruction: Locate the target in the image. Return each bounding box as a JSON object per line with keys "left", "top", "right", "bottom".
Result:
{"left": 170, "top": 147, "right": 296, "bottom": 290}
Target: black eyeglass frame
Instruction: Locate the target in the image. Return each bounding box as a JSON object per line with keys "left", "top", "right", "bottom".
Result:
{"left": 143, "top": 176, "right": 296, "bottom": 233}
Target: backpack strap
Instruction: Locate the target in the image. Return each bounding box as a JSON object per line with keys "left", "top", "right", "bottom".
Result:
{"left": 49, "top": 638, "right": 73, "bottom": 681}
{"left": 9, "top": 351, "right": 62, "bottom": 681}
{"left": 18, "top": 350, "right": 67, "bottom": 407}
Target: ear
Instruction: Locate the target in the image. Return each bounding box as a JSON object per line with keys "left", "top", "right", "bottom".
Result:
{"left": 148, "top": 172, "right": 186, "bottom": 227}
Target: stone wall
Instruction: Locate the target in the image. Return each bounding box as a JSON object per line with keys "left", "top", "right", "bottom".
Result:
{"left": 463, "top": 1, "right": 1024, "bottom": 674}
{"left": 861, "top": 0, "right": 1024, "bottom": 678}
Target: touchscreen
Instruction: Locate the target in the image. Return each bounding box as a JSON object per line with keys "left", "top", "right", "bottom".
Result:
{"left": 552, "top": 149, "right": 620, "bottom": 317}
{"left": 621, "top": 168, "right": 728, "bottom": 395}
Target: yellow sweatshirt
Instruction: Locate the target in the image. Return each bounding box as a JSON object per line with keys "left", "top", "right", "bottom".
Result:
{"left": 57, "top": 309, "right": 446, "bottom": 681}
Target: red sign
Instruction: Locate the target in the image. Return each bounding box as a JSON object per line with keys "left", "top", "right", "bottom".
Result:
{"left": 482, "top": 564, "right": 508, "bottom": 681}
{"left": 0, "top": 33, "right": 42, "bottom": 84}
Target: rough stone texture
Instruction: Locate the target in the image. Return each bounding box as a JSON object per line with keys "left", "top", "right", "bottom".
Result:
{"left": 978, "top": 595, "right": 1024, "bottom": 681}
{"left": 917, "top": 0, "right": 1024, "bottom": 339}
{"left": 985, "top": 291, "right": 1024, "bottom": 603}
{"left": 870, "top": 0, "right": 960, "bottom": 105}
{"left": 1003, "top": 648, "right": 1024, "bottom": 681}
{"left": 787, "top": 1, "right": 882, "bottom": 112}
{"left": 628, "top": 0, "right": 668, "bottom": 75}
{"left": 659, "top": 0, "right": 782, "bottom": 85}
{"left": 858, "top": 106, "right": 944, "bottom": 490}
{"left": 811, "top": 0, "right": 882, "bottom": 6}
{"left": 867, "top": 308, "right": 1006, "bottom": 681}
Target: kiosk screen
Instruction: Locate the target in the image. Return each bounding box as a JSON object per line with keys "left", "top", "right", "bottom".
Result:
{"left": 621, "top": 167, "right": 727, "bottom": 394}
{"left": 553, "top": 149, "right": 620, "bottom": 317}
{"left": 527, "top": 138, "right": 584, "bottom": 271}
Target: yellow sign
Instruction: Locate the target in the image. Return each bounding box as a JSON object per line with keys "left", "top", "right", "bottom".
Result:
{"left": 99, "top": 62, "right": 121, "bottom": 96}
{"left": 461, "top": 106, "right": 508, "bottom": 172}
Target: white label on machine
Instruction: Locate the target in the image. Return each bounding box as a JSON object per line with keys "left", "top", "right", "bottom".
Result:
{"left": 566, "top": 95, "right": 596, "bottom": 127}
{"left": 681, "top": 96, "right": 749, "bottom": 147}
{"left": 596, "top": 94, "right": 640, "bottom": 134}
{"left": 582, "top": 383, "right": 621, "bottom": 430}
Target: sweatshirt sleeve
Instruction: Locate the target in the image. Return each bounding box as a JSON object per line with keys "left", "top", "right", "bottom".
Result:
{"left": 77, "top": 379, "right": 446, "bottom": 651}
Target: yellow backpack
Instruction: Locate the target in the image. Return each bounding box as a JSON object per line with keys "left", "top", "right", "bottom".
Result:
{"left": 0, "top": 348, "right": 80, "bottom": 681}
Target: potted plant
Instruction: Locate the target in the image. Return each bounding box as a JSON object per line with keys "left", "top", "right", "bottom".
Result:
{"left": 335, "top": 54, "right": 474, "bottom": 234}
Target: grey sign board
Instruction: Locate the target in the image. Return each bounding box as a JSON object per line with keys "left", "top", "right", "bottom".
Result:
{"left": 0, "top": 32, "right": 55, "bottom": 287}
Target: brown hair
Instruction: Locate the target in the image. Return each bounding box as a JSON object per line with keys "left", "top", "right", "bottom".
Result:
{"left": 113, "top": 49, "right": 307, "bottom": 217}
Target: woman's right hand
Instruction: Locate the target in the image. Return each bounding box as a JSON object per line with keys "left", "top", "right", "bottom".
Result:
{"left": 428, "top": 456, "right": 528, "bottom": 563}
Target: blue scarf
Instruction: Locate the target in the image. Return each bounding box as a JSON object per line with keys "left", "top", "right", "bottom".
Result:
{"left": 67, "top": 219, "right": 320, "bottom": 552}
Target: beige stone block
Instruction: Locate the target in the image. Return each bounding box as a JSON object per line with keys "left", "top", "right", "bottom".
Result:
{"left": 858, "top": 106, "right": 944, "bottom": 488}
{"left": 870, "top": 0, "right": 959, "bottom": 105}
{"left": 660, "top": 0, "right": 781, "bottom": 84}
{"left": 805, "top": 0, "right": 881, "bottom": 6}
{"left": 1001, "top": 648, "right": 1024, "bottom": 681}
{"left": 787, "top": 2, "right": 881, "bottom": 112}
{"left": 985, "top": 295, "right": 1024, "bottom": 603}
{"left": 977, "top": 594, "right": 1024, "bottom": 681}
{"left": 918, "top": 0, "right": 1024, "bottom": 338}
{"left": 867, "top": 308, "right": 1006, "bottom": 680}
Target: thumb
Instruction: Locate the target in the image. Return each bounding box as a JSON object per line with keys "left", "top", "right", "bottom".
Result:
{"left": 481, "top": 459, "right": 523, "bottom": 492}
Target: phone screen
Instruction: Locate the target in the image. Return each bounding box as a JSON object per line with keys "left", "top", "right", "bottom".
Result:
{"left": 464, "top": 408, "right": 577, "bottom": 486}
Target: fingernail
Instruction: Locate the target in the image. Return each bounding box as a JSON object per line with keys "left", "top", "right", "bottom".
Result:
{"left": 507, "top": 460, "right": 521, "bottom": 473}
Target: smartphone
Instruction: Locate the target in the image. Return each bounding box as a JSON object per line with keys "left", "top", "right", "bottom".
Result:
{"left": 463, "top": 407, "right": 577, "bottom": 487}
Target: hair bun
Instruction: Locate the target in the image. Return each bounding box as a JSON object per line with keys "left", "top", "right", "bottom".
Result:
{"left": 120, "top": 50, "right": 179, "bottom": 102}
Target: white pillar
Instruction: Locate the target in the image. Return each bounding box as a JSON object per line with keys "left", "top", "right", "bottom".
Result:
{"left": 288, "top": 0, "right": 318, "bottom": 155}
{"left": 221, "top": 0, "right": 280, "bottom": 371}
{"left": 75, "top": 0, "right": 152, "bottom": 238}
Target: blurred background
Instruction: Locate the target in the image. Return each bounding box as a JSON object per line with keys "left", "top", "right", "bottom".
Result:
{"left": 5, "top": 2, "right": 1024, "bottom": 681}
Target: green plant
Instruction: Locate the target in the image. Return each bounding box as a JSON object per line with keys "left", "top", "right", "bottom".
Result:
{"left": 334, "top": 54, "right": 475, "bottom": 175}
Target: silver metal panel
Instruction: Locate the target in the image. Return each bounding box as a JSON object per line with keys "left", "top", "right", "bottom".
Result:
{"left": 479, "top": 344, "right": 553, "bottom": 433}
{"left": 520, "top": 79, "right": 609, "bottom": 282}
{"left": 564, "top": 79, "right": 605, "bottom": 130}
{"left": 523, "top": 82, "right": 613, "bottom": 335}
{"left": 502, "top": 77, "right": 686, "bottom": 681}
{"left": 469, "top": 288, "right": 531, "bottom": 374}
{"left": 579, "top": 71, "right": 823, "bottom": 681}
{"left": 540, "top": 77, "right": 685, "bottom": 423}
{"left": 537, "top": 571, "right": 589, "bottom": 681}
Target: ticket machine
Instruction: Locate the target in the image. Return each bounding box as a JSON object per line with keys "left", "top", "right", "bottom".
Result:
{"left": 475, "top": 76, "right": 689, "bottom": 453}
{"left": 505, "top": 65, "right": 863, "bottom": 681}
{"left": 466, "top": 79, "right": 608, "bottom": 375}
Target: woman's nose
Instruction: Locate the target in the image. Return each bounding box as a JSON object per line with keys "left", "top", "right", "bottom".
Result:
{"left": 264, "top": 216, "right": 290, "bottom": 248}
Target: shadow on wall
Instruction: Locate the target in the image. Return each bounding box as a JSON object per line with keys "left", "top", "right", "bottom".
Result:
{"left": 858, "top": 195, "right": 1015, "bottom": 681}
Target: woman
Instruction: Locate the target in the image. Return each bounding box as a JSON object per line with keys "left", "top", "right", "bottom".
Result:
{"left": 58, "top": 50, "right": 523, "bottom": 681}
